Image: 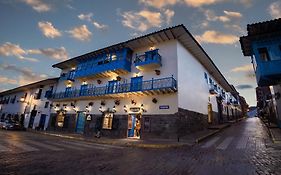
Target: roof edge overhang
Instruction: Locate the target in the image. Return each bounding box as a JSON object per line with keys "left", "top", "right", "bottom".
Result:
{"left": 0, "top": 77, "right": 59, "bottom": 96}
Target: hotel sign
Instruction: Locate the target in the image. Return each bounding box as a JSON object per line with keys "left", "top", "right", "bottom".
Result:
{"left": 159, "top": 105, "right": 169, "bottom": 109}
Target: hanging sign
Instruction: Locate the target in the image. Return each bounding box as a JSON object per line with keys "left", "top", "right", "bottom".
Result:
{"left": 130, "top": 107, "right": 141, "bottom": 113}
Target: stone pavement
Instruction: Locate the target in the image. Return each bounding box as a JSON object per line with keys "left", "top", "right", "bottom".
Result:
{"left": 30, "top": 122, "right": 233, "bottom": 148}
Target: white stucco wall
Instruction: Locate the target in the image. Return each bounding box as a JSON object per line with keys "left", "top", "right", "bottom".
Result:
{"left": 271, "top": 84, "right": 281, "bottom": 122}
{"left": 177, "top": 41, "right": 217, "bottom": 115}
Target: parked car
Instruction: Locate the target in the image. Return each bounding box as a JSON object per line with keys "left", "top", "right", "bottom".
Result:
{"left": 0, "top": 121, "right": 6, "bottom": 129}
{"left": 2, "top": 120, "right": 25, "bottom": 131}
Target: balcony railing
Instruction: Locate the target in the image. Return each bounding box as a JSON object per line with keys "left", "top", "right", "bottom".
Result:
{"left": 51, "top": 76, "right": 177, "bottom": 100}
{"left": 135, "top": 49, "right": 161, "bottom": 70}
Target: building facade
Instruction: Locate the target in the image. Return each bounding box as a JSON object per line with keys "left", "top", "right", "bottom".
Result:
{"left": 48, "top": 25, "right": 242, "bottom": 139}
{"left": 240, "top": 18, "right": 281, "bottom": 127}
{"left": 0, "top": 78, "right": 58, "bottom": 130}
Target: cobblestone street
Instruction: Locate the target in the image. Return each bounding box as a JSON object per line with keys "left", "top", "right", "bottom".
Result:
{"left": 0, "top": 117, "right": 281, "bottom": 175}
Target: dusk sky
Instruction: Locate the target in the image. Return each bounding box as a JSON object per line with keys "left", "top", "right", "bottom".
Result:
{"left": 0, "top": 0, "right": 281, "bottom": 106}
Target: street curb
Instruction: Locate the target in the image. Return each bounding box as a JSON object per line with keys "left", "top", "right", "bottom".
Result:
{"left": 30, "top": 130, "right": 192, "bottom": 149}
{"left": 259, "top": 118, "right": 280, "bottom": 144}
{"left": 195, "top": 124, "right": 231, "bottom": 143}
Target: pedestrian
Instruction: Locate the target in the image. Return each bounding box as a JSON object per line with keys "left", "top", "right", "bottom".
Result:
{"left": 135, "top": 120, "right": 141, "bottom": 137}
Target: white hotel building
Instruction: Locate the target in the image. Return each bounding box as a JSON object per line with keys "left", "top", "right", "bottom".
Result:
{"left": 47, "top": 25, "right": 242, "bottom": 139}
{"left": 0, "top": 78, "right": 57, "bottom": 130}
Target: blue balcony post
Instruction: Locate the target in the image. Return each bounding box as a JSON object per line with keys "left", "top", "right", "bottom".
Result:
{"left": 151, "top": 78, "right": 154, "bottom": 90}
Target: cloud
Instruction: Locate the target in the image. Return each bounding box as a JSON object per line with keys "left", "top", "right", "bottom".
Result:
{"left": 231, "top": 64, "right": 253, "bottom": 72}
{"left": 164, "top": 9, "right": 175, "bottom": 24}
{"left": 195, "top": 30, "right": 238, "bottom": 44}
{"left": 223, "top": 10, "right": 242, "bottom": 18}
{"left": 205, "top": 10, "right": 242, "bottom": 23}
{"left": 0, "top": 64, "right": 49, "bottom": 86}
{"left": 139, "top": 0, "right": 178, "bottom": 9}
{"left": 21, "top": 0, "right": 51, "bottom": 12}
{"left": 27, "top": 47, "right": 68, "bottom": 61}
{"left": 78, "top": 13, "right": 93, "bottom": 22}
{"left": 268, "top": 1, "right": 281, "bottom": 19}
{"left": 121, "top": 10, "right": 162, "bottom": 32}
{"left": 78, "top": 13, "right": 108, "bottom": 30}
{"left": 67, "top": 25, "right": 92, "bottom": 41}
{"left": 0, "top": 42, "right": 38, "bottom": 62}
{"left": 236, "top": 84, "right": 253, "bottom": 90}
{"left": 183, "top": 0, "right": 222, "bottom": 7}
{"left": 239, "top": 0, "right": 252, "bottom": 7}
{"left": 92, "top": 21, "right": 108, "bottom": 30}
{"left": 0, "top": 76, "right": 18, "bottom": 85}
{"left": 38, "top": 21, "right": 62, "bottom": 39}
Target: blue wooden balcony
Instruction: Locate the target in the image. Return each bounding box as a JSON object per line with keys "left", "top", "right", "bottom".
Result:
{"left": 256, "top": 59, "right": 281, "bottom": 86}
{"left": 74, "top": 48, "right": 132, "bottom": 79}
{"left": 50, "top": 76, "right": 177, "bottom": 101}
{"left": 135, "top": 49, "right": 161, "bottom": 70}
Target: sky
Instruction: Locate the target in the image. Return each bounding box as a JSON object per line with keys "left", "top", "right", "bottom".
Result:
{"left": 0, "top": 0, "right": 281, "bottom": 106}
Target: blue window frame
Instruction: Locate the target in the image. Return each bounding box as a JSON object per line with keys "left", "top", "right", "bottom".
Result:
{"left": 130, "top": 76, "right": 143, "bottom": 91}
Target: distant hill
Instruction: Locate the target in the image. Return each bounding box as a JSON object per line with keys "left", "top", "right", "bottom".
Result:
{"left": 247, "top": 106, "right": 257, "bottom": 117}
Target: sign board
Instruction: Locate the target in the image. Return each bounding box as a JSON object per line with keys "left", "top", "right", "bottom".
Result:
{"left": 130, "top": 107, "right": 140, "bottom": 113}
{"left": 86, "top": 115, "right": 92, "bottom": 121}
{"left": 159, "top": 105, "right": 169, "bottom": 109}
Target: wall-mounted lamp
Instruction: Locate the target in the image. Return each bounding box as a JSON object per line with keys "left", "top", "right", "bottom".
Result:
{"left": 112, "top": 106, "right": 116, "bottom": 113}
{"left": 124, "top": 105, "right": 128, "bottom": 113}
{"left": 66, "top": 83, "right": 72, "bottom": 88}
{"left": 149, "top": 46, "right": 155, "bottom": 50}
{"left": 54, "top": 106, "right": 59, "bottom": 111}
{"left": 99, "top": 106, "right": 103, "bottom": 112}
{"left": 85, "top": 105, "right": 90, "bottom": 113}
{"left": 82, "top": 81, "right": 88, "bottom": 85}
{"left": 73, "top": 106, "right": 78, "bottom": 112}
{"left": 141, "top": 104, "right": 147, "bottom": 112}
{"left": 131, "top": 99, "right": 136, "bottom": 105}
{"left": 20, "top": 97, "right": 25, "bottom": 103}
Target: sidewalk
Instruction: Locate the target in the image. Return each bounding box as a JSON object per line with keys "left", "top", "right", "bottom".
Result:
{"left": 260, "top": 118, "right": 281, "bottom": 143}
{"left": 31, "top": 121, "right": 235, "bottom": 149}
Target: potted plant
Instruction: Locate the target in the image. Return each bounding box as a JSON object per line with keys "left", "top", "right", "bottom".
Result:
{"left": 114, "top": 99, "right": 120, "bottom": 106}
{"left": 101, "top": 100, "right": 106, "bottom": 106}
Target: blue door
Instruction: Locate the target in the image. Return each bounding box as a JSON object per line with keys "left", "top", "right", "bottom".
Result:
{"left": 130, "top": 76, "right": 143, "bottom": 91}
{"left": 76, "top": 112, "right": 85, "bottom": 134}
{"left": 128, "top": 115, "right": 136, "bottom": 137}
{"left": 108, "top": 80, "right": 118, "bottom": 93}
{"left": 39, "top": 114, "right": 46, "bottom": 130}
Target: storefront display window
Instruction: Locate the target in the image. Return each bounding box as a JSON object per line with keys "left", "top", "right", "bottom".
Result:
{"left": 57, "top": 112, "right": 65, "bottom": 127}
{"left": 102, "top": 113, "right": 113, "bottom": 129}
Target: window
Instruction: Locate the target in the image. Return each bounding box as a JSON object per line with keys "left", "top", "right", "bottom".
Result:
{"left": 44, "top": 102, "right": 49, "bottom": 108}
{"left": 258, "top": 47, "right": 270, "bottom": 61}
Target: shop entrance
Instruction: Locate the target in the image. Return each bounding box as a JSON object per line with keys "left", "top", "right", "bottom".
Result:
{"left": 76, "top": 112, "right": 86, "bottom": 134}
{"left": 128, "top": 114, "right": 141, "bottom": 138}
